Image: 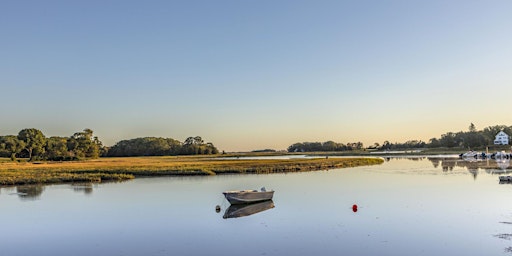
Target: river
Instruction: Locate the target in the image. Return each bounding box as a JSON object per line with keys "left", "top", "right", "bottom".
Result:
{"left": 2, "top": 157, "right": 512, "bottom": 256}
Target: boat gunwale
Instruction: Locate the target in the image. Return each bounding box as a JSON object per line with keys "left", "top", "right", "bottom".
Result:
{"left": 223, "top": 189, "right": 274, "bottom": 194}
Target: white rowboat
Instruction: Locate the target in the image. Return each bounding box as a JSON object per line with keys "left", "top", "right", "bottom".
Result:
{"left": 222, "top": 188, "right": 274, "bottom": 205}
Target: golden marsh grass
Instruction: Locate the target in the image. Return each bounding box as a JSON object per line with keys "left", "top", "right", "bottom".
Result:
{"left": 0, "top": 156, "right": 384, "bottom": 185}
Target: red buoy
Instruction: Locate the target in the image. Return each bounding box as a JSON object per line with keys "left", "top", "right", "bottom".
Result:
{"left": 352, "top": 204, "right": 358, "bottom": 212}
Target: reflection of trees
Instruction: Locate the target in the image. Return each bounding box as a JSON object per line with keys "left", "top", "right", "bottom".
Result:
{"left": 495, "top": 233, "right": 512, "bottom": 240}
{"left": 468, "top": 169, "right": 478, "bottom": 180}
{"left": 441, "top": 159, "right": 456, "bottom": 172}
{"left": 430, "top": 158, "right": 440, "bottom": 168}
{"left": 495, "top": 221, "right": 512, "bottom": 253}
{"left": 16, "top": 185, "right": 45, "bottom": 200}
{"left": 426, "top": 158, "right": 511, "bottom": 177}
{"left": 71, "top": 183, "right": 93, "bottom": 195}
{"left": 464, "top": 161, "right": 480, "bottom": 172}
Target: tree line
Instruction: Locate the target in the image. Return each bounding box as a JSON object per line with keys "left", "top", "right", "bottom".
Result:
{"left": 426, "top": 124, "right": 512, "bottom": 149}
{"left": 0, "top": 128, "right": 104, "bottom": 161}
{"left": 106, "top": 136, "right": 218, "bottom": 157}
{"left": 288, "top": 124, "right": 512, "bottom": 152}
{"left": 287, "top": 141, "right": 364, "bottom": 152}
{"left": 0, "top": 128, "right": 218, "bottom": 161}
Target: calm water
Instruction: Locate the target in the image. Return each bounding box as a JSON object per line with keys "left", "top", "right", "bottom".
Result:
{"left": 2, "top": 157, "right": 512, "bottom": 256}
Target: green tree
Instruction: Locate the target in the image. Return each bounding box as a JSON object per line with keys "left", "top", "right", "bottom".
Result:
{"left": 382, "top": 141, "right": 391, "bottom": 150}
{"left": 18, "top": 128, "right": 46, "bottom": 161}
{"left": 428, "top": 138, "right": 441, "bottom": 148}
{"left": 439, "top": 132, "right": 457, "bottom": 148}
{"left": 68, "top": 129, "right": 101, "bottom": 159}
{"left": 46, "top": 136, "right": 70, "bottom": 160}
{"left": 106, "top": 136, "right": 216, "bottom": 157}
{"left": 184, "top": 136, "right": 204, "bottom": 146}
{"left": 205, "top": 142, "right": 219, "bottom": 154}
{"left": 322, "top": 141, "right": 337, "bottom": 151}
{"left": 469, "top": 123, "right": 476, "bottom": 132}
{"left": 0, "top": 135, "right": 26, "bottom": 161}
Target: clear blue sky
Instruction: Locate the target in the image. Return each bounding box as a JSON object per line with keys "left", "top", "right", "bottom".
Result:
{"left": 1, "top": 1, "right": 511, "bottom": 151}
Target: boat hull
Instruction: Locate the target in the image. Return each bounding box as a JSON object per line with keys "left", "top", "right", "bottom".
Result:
{"left": 223, "top": 190, "right": 274, "bottom": 204}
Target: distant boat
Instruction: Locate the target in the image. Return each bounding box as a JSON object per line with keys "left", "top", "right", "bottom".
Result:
{"left": 460, "top": 151, "right": 511, "bottom": 160}
{"left": 222, "top": 187, "right": 274, "bottom": 205}
{"left": 494, "top": 151, "right": 510, "bottom": 160}
{"left": 460, "top": 151, "right": 485, "bottom": 159}
{"left": 223, "top": 200, "right": 275, "bottom": 219}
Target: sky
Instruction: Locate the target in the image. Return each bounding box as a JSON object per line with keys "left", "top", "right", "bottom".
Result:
{"left": 1, "top": 1, "right": 512, "bottom": 152}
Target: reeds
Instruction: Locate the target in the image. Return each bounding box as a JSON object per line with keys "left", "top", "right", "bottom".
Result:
{"left": 0, "top": 156, "right": 383, "bottom": 185}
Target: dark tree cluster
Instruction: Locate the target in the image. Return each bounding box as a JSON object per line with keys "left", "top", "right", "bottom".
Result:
{"left": 252, "top": 149, "right": 277, "bottom": 153}
{"left": 376, "top": 140, "right": 427, "bottom": 150}
{"left": 377, "top": 124, "right": 512, "bottom": 150}
{"left": 0, "top": 129, "right": 219, "bottom": 160}
{"left": 287, "top": 124, "right": 512, "bottom": 152}
{"left": 0, "top": 128, "right": 104, "bottom": 161}
{"left": 106, "top": 136, "right": 218, "bottom": 157}
{"left": 427, "top": 124, "right": 512, "bottom": 149}
{"left": 287, "top": 141, "right": 364, "bottom": 152}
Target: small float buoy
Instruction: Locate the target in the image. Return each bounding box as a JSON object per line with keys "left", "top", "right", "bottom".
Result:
{"left": 215, "top": 205, "right": 221, "bottom": 213}
{"left": 352, "top": 204, "right": 358, "bottom": 212}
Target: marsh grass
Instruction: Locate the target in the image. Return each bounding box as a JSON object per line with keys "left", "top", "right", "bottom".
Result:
{"left": 0, "top": 156, "right": 384, "bottom": 185}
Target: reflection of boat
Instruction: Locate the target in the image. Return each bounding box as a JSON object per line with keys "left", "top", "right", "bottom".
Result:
{"left": 223, "top": 188, "right": 274, "bottom": 204}
{"left": 497, "top": 159, "right": 510, "bottom": 170}
{"left": 499, "top": 176, "right": 512, "bottom": 184}
{"left": 223, "top": 200, "right": 275, "bottom": 219}
{"left": 499, "top": 176, "right": 512, "bottom": 182}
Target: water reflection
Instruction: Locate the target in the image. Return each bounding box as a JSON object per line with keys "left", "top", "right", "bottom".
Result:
{"left": 382, "top": 156, "right": 510, "bottom": 172}
{"left": 3, "top": 158, "right": 512, "bottom": 256}
{"left": 494, "top": 233, "right": 512, "bottom": 240}
{"left": 15, "top": 185, "right": 45, "bottom": 201}
{"left": 4, "top": 182, "right": 97, "bottom": 201}
{"left": 495, "top": 222, "right": 512, "bottom": 253}
{"left": 423, "top": 157, "right": 512, "bottom": 178}
{"left": 71, "top": 183, "right": 94, "bottom": 195}
{"left": 499, "top": 180, "right": 512, "bottom": 185}
{"left": 379, "top": 156, "right": 511, "bottom": 181}
{"left": 430, "top": 158, "right": 440, "bottom": 168}
{"left": 498, "top": 159, "right": 511, "bottom": 171}
{"left": 223, "top": 200, "right": 275, "bottom": 219}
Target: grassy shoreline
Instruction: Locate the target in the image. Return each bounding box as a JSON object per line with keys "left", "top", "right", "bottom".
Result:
{"left": 0, "top": 156, "right": 384, "bottom": 186}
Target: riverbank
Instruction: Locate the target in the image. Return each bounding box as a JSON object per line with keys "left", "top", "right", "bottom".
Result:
{"left": 0, "top": 156, "right": 384, "bottom": 186}
{"left": 291, "top": 146, "right": 512, "bottom": 157}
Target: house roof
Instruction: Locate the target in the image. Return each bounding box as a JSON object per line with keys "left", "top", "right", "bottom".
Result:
{"left": 496, "top": 131, "right": 508, "bottom": 137}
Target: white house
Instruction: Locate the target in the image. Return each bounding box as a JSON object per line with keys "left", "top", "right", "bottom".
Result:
{"left": 494, "top": 131, "right": 509, "bottom": 145}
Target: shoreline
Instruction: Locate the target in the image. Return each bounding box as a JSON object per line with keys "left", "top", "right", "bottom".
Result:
{"left": 0, "top": 156, "right": 384, "bottom": 186}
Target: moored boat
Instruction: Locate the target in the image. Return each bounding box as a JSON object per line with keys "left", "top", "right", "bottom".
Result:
{"left": 222, "top": 187, "right": 274, "bottom": 205}
{"left": 460, "top": 151, "right": 511, "bottom": 160}
{"left": 460, "top": 151, "right": 486, "bottom": 159}
{"left": 494, "top": 151, "right": 510, "bottom": 159}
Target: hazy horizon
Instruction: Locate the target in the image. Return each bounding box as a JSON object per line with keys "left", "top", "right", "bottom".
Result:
{"left": 2, "top": 1, "right": 511, "bottom": 151}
